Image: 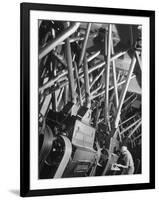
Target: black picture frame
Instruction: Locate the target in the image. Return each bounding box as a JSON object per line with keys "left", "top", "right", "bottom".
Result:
{"left": 20, "top": 2, "right": 155, "bottom": 197}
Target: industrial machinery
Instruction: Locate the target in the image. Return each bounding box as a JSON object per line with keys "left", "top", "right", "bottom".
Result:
{"left": 38, "top": 20, "right": 142, "bottom": 179}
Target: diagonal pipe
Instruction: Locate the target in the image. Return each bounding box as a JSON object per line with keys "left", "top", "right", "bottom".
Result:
{"left": 114, "top": 55, "right": 137, "bottom": 128}
{"left": 39, "top": 22, "right": 80, "bottom": 60}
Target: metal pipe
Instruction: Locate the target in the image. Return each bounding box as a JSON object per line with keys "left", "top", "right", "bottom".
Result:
{"left": 57, "top": 87, "right": 65, "bottom": 108}
{"left": 132, "top": 134, "right": 141, "bottom": 142}
{"left": 74, "top": 61, "right": 82, "bottom": 105}
{"left": 120, "top": 118, "right": 141, "bottom": 135}
{"left": 39, "top": 22, "right": 80, "bottom": 60}
{"left": 111, "top": 38, "right": 119, "bottom": 108}
{"left": 64, "top": 84, "right": 69, "bottom": 106}
{"left": 128, "top": 121, "right": 142, "bottom": 138}
{"left": 59, "top": 36, "right": 85, "bottom": 45}
{"left": 41, "top": 50, "right": 127, "bottom": 92}
{"left": 52, "top": 50, "right": 67, "bottom": 67}
{"left": 78, "top": 23, "right": 92, "bottom": 66}
{"left": 65, "top": 22, "right": 76, "bottom": 103}
{"left": 117, "top": 71, "right": 121, "bottom": 82}
{"left": 83, "top": 55, "right": 90, "bottom": 107}
{"left": 88, "top": 61, "right": 105, "bottom": 74}
{"left": 104, "top": 24, "right": 112, "bottom": 126}
{"left": 91, "top": 75, "right": 136, "bottom": 100}
{"left": 40, "top": 55, "right": 136, "bottom": 96}
{"left": 90, "top": 68, "right": 104, "bottom": 89}
{"left": 122, "top": 95, "right": 137, "bottom": 112}
{"left": 39, "top": 70, "right": 68, "bottom": 92}
{"left": 114, "top": 55, "right": 136, "bottom": 128}
{"left": 119, "top": 114, "right": 137, "bottom": 127}
{"left": 40, "top": 94, "right": 52, "bottom": 117}
{"left": 39, "top": 51, "right": 128, "bottom": 92}
{"left": 111, "top": 51, "right": 127, "bottom": 61}
{"left": 80, "top": 50, "right": 127, "bottom": 77}
{"left": 51, "top": 66, "right": 57, "bottom": 111}
{"left": 91, "top": 84, "right": 103, "bottom": 96}
{"left": 123, "top": 93, "right": 136, "bottom": 105}
{"left": 58, "top": 32, "right": 97, "bottom": 46}
{"left": 46, "top": 80, "right": 69, "bottom": 95}
{"left": 40, "top": 58, "right": 104, "bottom": 94}
{"left": 87, "top": 51, "right": 101, "bottom": 62}
{"left": 87, "top": 51, "right": 127, "bottom": 76}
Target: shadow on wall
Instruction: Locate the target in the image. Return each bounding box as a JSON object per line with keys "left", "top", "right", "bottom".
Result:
{"left": 9, "top": 189, "right": 19, "bottom": 196}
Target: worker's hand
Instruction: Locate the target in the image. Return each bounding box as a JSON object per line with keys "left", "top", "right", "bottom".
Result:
{"left": 113, "top": 163, "right": 118, "bottom": 168}
{"left": 114, "top": 163, "right": 122, "bottom": 168}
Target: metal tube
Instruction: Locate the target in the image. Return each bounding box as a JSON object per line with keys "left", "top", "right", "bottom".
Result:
{"left": 74, "top": 61, "right": 82, "bottom": 105}
{"left": 114, "top": 55, "right": 136, "bottom": 128}
{"left": 119, "top": 114, "right": 137, "bottom": 127}
{"left": 87, "top": 51, "right": 101, "bottom": 62}
{"left": 128, "top": 121, "right": 142, "bottom": 138}
{"left": 39, "top": 70, "right": 68, "bottom": 92}
{"left": 132, "top": 134, "right": 141, "bottom": 142}
{"left": 65, "top": 23, "right": 76, "bottom": 103}
{"left": 123, "top": 93, "right": 135, "bottom": 105}
{"left": 57, "top": 87, "right": 65, "bottom": 108}
{"left": 91, "top": 84, "right": 102, "bottom": 96}
{"left": 111, "top": 51, "right": 127, "bottom": 61}
{"left": 87, "top": 51, "right": 127, "bottom": 74}
{"left": 59, "top": 36, "right": 85, "bottom": 44}
{"left": 52, "top": 50, "right": 67, "bottom": 67}
{"left": 122, "top": 95, "right": 137, "bottom": 112}
{"left": 117, "top": 71, "right": 121, "bottom": 82}
{"left": 39, "top": 22, "right": 80, "bottom": 60}
{"left": 120, "top": 118, "right": 141, "bottom": 135}
{"left": 40, "top": 58, "right": 136, "bottom": 97}
{"left": 111, "top": 38, "right": 119, "bottom": 108}
{"left": 90, "top": 68, "right": 104, "bottom": 89}
{"left": 46, "top": 80, "right": 69, "bottom": 95}
{"left": 104, "top": 24, "right": 112, "bottom": 126}
{"left": 51, "top": 66, "right": 57, "bottom": 111}
{"left": 86, "top": 51, "right": 127, "bottom": 76}
{"left": 79, "top": 51, "right": 128, "bottom": 79}
{"left": 58, "top": 32, "right": 97, "bottom": 46}
{"left": 91, "top": 75, "right": 136, "bottom": 100}
{"left": 78, "top": 23, "right": 92, "bottom": 66}
{"left": 39, "top": 51, "right": 128, "bottom": 92}
{"left": 88, "top": 61, "right": 105, "bottom": 74}
{"left": 64, "top": 84, "right": 69, "bottom": 106}
{"left": 83, "top": 56, "right": 90, "bottom": 107}
{"left": 40, "top": 94, "right": 52, "bottom": 117}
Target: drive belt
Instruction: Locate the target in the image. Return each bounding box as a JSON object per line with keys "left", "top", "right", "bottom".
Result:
{"left": 39, "top": 125, "right": 55, "bottom": 166}
{"left": 54, "top": 135, "right": 72, "bottom": 178}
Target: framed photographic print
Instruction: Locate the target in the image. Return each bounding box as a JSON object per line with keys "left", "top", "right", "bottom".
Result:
{"left": 20, "top": 2, "right": 155, "bottom": 197}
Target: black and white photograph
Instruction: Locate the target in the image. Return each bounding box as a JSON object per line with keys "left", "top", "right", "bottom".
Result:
{"left": 20, "top": 3, "right": 155, "bottom": 197}
{"left": 38, "top": 21, "right": 142, "bottom": 179}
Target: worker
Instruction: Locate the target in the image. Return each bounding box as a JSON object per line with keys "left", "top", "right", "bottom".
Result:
{"left": 114, "top": 146, "right": 135, "bottom": 175}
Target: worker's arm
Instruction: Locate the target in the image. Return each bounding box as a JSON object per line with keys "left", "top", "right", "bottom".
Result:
{"left": 115, "top": 154, "right": 130, "bottom": 169}
{"left": 115, "top": 163, "right": 128, "bottom": 169}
